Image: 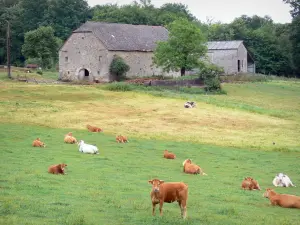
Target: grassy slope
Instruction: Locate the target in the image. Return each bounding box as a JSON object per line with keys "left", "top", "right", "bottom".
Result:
{"left": 1, "top": 124, "right": 300, "bottom": 225}
{"left": 0, "top": 79, "right": 299, "bottom": 151}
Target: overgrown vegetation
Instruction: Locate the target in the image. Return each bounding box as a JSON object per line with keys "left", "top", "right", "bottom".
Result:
{"left": 109, "top": 55, "right": 130, "bottom": 81}
{"left": 198, "top": 62, "right": 223, "bottom": 91}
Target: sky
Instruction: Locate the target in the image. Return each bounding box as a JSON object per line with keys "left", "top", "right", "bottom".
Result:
{"left": 86, "top": 0, "right": 292, "bottom": 24}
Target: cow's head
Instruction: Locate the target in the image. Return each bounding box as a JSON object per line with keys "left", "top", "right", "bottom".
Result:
{"left": 59, "top": 164, "right": 67, "bottom": 171}
{"left": 182, "top": 159, "right": 192, "bottom": 166}
{"left": 36, "top": 138, "right": 40, "bottom": 141}
{"left": 251, "top": 179, "right": 261, "bottom": 190}
{"left": 263, "top": 188, "right": 273, "bottom": 198}
{"left": 148, "top": 179, "right": 164, "bottom": 193}
{"left": 66, "top": 132, "right": 72, "bottom": 136}
{"left": 78, "top": 140, "right": 84, "bottom": 146}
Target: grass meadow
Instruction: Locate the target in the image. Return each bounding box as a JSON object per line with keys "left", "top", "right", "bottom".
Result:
{"left": 0, "top": 72, "right": 300, "bottom": 224}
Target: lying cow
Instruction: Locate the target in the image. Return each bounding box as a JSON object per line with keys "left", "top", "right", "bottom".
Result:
{"left": 163, "top": 150, "right": 176, "bottom": 159}
{"left": 64, "top": 132, "right": 77, "bottom": 144}
{"left": 263, "top": 188, "right": 300, "bottom": 209}
{"left": 241, "top": 177, "right": 261, "bottom": 190}
{"left": 273, "top": 173, "right": 296, "bottom": 187}
{"left": 32, "top": 138, "right": 46, "bottom": 147}
{"left": 182, "top": 159, "right": 207, "bottom": 175}
{"left": 184, "top": 101, "right": 196, "bottom": 108}
{"left": 148, "top": 179, "right": 188, "bottom": 219}
{"left": 48, "top": 163, "right": 67, "bottom": 175}
{"left": 116, "top": 135, "right": 128, "bottom": 143}
{"left": 78, "top": 140, "right": 99, "bottom": 154}
{"left": 86, "top": 124, "right": 103, "bottom": 132}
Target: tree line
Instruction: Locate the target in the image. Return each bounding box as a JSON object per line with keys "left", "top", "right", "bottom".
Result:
{"left": 0, "top": 0, "right": 299, "bottom": 76}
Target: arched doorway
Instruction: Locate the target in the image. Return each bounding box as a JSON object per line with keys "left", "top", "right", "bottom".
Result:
{"left": 78, "top": 68, "right": 90, "bottom": 81}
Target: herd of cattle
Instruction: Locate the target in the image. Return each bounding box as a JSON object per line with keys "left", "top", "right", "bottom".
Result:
{"left": 32, "top": 123, "right": 300, "bottom": 219}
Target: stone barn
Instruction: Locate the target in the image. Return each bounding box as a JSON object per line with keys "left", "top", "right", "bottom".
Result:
{"left": 207, "top": 41, "right": 256, "bottom": 74}
{"left": 59, "top": 21, "right": 180, "bottom": 82}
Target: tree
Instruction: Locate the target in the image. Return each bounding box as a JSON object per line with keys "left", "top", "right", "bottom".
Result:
{"left": 153, "top": 18, "right": 207, "bottom": 76}
{"left": 22, "top": 26, "right": 61, "bottom": 69}
{"left": 109, "top": 55, "right": 130, "bottom": 81}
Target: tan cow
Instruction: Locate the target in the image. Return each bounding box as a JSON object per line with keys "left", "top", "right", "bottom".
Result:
{"left": 64, "top": 132, "right": 77, "bottom": 144}
{"left": 116, "top": 135, "right": 128, "bottom": 143}
{"left": 241, "top": 177, "right": 261, "bottom": 190}
{"left": 48, "top": 164, "right": 67, "bottom": 175}
{"left": 32, "top": 138, "right": 46, "bottom": 147}
{"left": 263, "top": 188, "right": 300, "bottom": 208}
{"left": 182, "top": 159, "right": 207, "bottom": 175}
{"left": 148, "top": 179, "right": 188, "bottom": 219}
{"left": 163, "top": 150, "right": 176, "bottom": 159}
{"left": 86, "top": 124, "right": 103, "bottom": 132}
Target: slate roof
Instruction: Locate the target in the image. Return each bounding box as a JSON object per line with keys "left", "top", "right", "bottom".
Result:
{"left": 207, "top": 40, "right": 243, "bottom": 50}
{"left": 73, "top": 21, "right": 169, "bottom": 52}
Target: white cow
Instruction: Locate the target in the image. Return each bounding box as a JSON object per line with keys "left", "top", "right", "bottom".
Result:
{"left": 78, "top": 140, "right": 99, "bottom": 154}
{"left": 272, "top": 173, "right": 296, "bottom": 187}
{"left": 184, "top": 101, "right": 196, "bottom": 108}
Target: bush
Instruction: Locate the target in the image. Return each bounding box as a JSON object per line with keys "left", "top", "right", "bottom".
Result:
{"left": 198, "top": 62, "right": 223, "bottom": 91}
{"left": 36, "top": 70, "right": 43, "bottom": 75}
{"left": 103, "top": 82, "right": 134, "bottom": 92}
{"left": 109, "top": 56, "right": 130, "bottom": 81}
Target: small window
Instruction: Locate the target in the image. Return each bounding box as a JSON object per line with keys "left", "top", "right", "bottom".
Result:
{"left": 65, "top": 57, "right": 68, "bottom": 62}
{"left": 67, "top": 71, "right": 70, "bottom": 74}
{"left": 97, "top": 71, "right": 100, "bottom": 75}
{"left": 99, "top": 56, "right": 102, "bottom": 61}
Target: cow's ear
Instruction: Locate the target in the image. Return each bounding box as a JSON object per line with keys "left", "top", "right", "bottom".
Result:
{"left": 159, "top": 180, "right": 164, "bottom": 184}
{"left": 148, "top": 180, "right": 153, "bottom": 184}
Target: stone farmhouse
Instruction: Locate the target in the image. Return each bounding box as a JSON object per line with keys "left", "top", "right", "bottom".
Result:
{"left": 58, "top": 21, "right": 180, "bottom": 82}
{"left": 207, "top": 41, "right": 256, "bottom": 74}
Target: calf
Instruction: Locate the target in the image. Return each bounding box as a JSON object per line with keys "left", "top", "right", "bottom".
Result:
{"left": 163, "top": 150, "right": 176, "bottom": 159}
{"left": 64, "top": 132, "right": 77, "bottom": 144}
{"left": 182, "top": 159, "right": 207, "bottom": 175}
{"left": 148, "top": 179, "right": 188, "bottom": 219}
{"left": 116, "top": 135, "right": 128, "bottom": 143}
{"left": 241, "top": 177, "right": 261, "bottom": 190}
{"left": 263, "top": 188, "right": 300, "bottom": 209}
{"left": 48, "top": 164, "right": 67, "bottom": 175}
{"left": 32, "top": 138, "right": 46, "bottom": 147}
{"left": 86, "top": 124, "right": 103, "bottom": 132}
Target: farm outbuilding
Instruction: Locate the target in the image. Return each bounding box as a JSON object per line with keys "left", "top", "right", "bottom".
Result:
{"left": 58, "top": 21, "right": 180, "bottom": 82}
{"left": 207, "top": 41, "right": 256, "bottom": 74}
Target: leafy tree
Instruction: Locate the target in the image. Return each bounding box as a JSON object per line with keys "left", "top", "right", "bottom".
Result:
{"left": 153, "top": 18, "right": 207, "bottom": 76}
{"left": 22, "top": 26, "right": 61, "bottom": 69}
{"left": 198, "top": 62, "right": 223, "bottom": 91}
{"left": 109, "top": 55, "right": 130, "bottom": 81}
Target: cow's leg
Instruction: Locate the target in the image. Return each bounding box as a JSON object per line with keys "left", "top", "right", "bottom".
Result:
{"left": 159, "top": 200, "right": 164, "bottom": 216}
{"left": 152, "top": 203, "right": 156, "bottom": 216}
{"left": 181, "top": 199, "right": 187, "bottom": 219}
{"left": 178, "top": 200, "right": 184, "bottom": 218}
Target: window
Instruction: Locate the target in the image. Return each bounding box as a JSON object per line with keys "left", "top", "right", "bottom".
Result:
{"left": 65, "top": 56, "right": 68, "bottom": 62}
{"left": 237, "top": 60, "right": 241, "bottom": 72}
{"left": 99, "top": 56, "right": 102, "bottom": 61}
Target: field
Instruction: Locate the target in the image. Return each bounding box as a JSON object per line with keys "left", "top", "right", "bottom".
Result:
{"left": 1, "top": 72, "right": 300, "bottom": 224}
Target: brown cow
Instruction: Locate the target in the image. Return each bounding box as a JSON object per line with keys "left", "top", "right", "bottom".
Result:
{"left": 48, "top": 164, "right": 67, "bottom": 175}
{"left": 148, "top": 179, "right": 188, "bottom": 219}
{"left": 86, "top": 124, "right": 103, "bottom": 132}
{"left": 64, "top": 132, "right": 77, "bottom": 144}
{"left": 263, "top": 188, "right": 300, "bottom": 208}
{"left": 163, "top": 150, "right": 176, "bottom": 159}
{"left": 32, "top": 138, "right": 46, "bottom": 147}
{"left": 241, "top": 177, "right": 261, "bottom": 190}
{"left": 116, "top": 135, "right": 128, "bottom": 143}
{"left": 182, "top": 159, "right": 207, "bottom": 175}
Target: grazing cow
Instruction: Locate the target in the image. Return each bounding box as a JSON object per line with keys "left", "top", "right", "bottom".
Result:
{"left": 48, "top": 164, "right": 67, "bottom": 175}
{"left": 263, "top": 188, "right": 300, "bottom": 209}
{"left": 163, "top": 150, "right": 176, "bottom": 159}
{"left": 182, "top": 159, "right": 207, "bottom": 175}
{"left": 116, "top": 135, "right": 128, "bottom": 143}
{"left": 64, "top": 132, "right": 77, "bottom": 144}
{"left": 32, "top": 138, "right": 46, "bottom": 147}
{"left": 78, "top": 140, "right": 99, "bottom": 154}
{"left": 241, "top": 177, "right": 261, "bottom": 190}
{"left": 273, "top": 173, "right": 296, "bottom": 187}
{"left": 184, "top": 101, "right": 196, "bottom": 108}
{"left": 148, "top": 179, "right": 188, "bottom": 219}
{"left": 86, "top": 124, "right": 103, "bottom": 132}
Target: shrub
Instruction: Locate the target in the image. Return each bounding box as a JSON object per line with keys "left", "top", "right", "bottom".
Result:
{"left": 103, "top": 82, "right": 134, "bottom": 92}
{"left": 109, "top": 56, "right": 130, "bottom": 81}
{"left": 198, "top": 62, "right": 223, "bottom": 91}
{"left": 36, "top": 70, "right": 43, "bottom": 75}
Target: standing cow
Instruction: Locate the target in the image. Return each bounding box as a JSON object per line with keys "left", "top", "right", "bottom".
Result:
{"left": 148, "top": 179, "right": 188, "bottom": 219}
